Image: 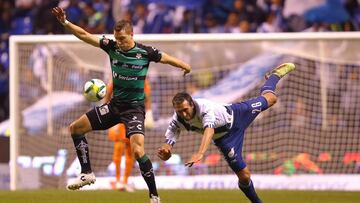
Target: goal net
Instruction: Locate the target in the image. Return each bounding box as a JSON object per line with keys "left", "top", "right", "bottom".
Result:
{"left": 8, "top": 33, "right": 360, "bottom": 190}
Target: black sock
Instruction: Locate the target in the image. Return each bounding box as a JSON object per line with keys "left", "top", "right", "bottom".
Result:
{"left": 238, "top": 180, "right": 262, "bottom": 203}
{"left": 71, "top": 134, "right": 92, "bottom": 174}
{"left": 137, "top": 155, "right": 158, "bottom": 198}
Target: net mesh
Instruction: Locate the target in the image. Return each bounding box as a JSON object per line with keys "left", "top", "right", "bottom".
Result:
{"left": 12, "top": 35, "right": 360, "bottom": 188}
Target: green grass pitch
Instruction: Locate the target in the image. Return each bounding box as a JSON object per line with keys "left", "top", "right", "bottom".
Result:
{"left": 0, "top": 189, "right": 359, "bottom": 203}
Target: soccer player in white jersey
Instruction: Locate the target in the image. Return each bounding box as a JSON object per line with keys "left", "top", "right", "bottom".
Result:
{"left": 158, "top": 63, "right": 295, "bottom": 203}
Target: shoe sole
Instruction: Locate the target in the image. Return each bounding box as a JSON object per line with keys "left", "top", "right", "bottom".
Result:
{"left": 265, "top": 63, "right": 295, "bottom": 79}
{"left": 67, "top": 179, "right": 96, "bottom": 190}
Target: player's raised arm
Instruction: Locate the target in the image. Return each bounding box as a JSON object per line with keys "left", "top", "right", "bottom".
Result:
{"left": 160, "top": 52, "right": 191, "bottom": 75}
{"left": 52, "top": 7, "right": 100, "bottom": 47}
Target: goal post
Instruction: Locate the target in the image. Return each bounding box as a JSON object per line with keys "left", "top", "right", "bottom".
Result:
{"left": 8, "top": 33, "right": 360, "bottom": 190}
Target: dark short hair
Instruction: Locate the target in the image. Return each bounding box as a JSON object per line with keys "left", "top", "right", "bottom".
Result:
{"left": 172, "top": 92, "right": 194, "bottom": 106}
{"left": 114, "top": 20, "right": 133, "bottom": 33}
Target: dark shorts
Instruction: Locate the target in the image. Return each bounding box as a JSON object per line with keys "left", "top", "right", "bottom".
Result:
{"left": 86, "top": 98, "right": 145, "bottom": 138}
{"left": 214, "top": 96, "right": 269, "bottom": 173}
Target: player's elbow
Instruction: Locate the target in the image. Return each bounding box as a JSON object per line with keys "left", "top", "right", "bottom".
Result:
{"left": 77, "top": 32, "right": 98, "bottom": 47}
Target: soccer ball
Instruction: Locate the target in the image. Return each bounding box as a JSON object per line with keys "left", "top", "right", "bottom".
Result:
{"left": 83, "top": 79, "right": 107, "bottom": 102}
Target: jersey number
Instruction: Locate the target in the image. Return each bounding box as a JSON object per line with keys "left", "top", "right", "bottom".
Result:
{"left": 251, "top": 102, "right": 262, "bottom": 108}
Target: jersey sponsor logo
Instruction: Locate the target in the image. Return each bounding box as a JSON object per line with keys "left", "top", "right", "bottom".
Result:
{"left": 112, "top": 72, "right": 138, "bottom": 81}
{"left": 112, "top": 60, "right": 128, "bottom": 68}
{"left": 112, "top": 60, "right": 144, "bottom": 70}
{"left": 99, "top": 105, "right": 110, "bottom": 115}
{"left": 136, "top": 124, "right": 142, "bottom": 130}
{"left": 228, "top": 147, "right": 235, "bottom": 158}
{"left": 80, "top": 175, "right": 86, "bottom": 181}
{"left": 131, "top": 65, "right": 143, "bottom": 69}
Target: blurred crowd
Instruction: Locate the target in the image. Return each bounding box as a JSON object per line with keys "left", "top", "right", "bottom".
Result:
{"left": 0, "top": 0, "right": 359, "bottom": 122}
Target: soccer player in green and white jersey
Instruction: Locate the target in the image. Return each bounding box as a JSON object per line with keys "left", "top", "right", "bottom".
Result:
{"left": 52, "top": 7, "right": 191, "bottom": 203}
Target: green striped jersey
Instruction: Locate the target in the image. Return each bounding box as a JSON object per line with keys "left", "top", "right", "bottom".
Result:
{"left": 100, "top": 37, "right": 161, "bottom": 104}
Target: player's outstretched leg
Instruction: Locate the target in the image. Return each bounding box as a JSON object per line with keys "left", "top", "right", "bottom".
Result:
{"left": 265, "top": 62, "right": 295, "bottom": 80}
{"left": 261, "top": 63, "right": 296, "bottom": 97}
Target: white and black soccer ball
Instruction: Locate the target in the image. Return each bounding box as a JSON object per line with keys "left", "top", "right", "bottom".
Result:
{"left": 83, "top": 79, "right": 107, "bottom": 102}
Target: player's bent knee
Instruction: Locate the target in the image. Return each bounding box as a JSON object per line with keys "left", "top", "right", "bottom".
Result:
{"left": 263, "top": 92, "right": 277, "bottom": 107}
{"left": 132, "top": 149, "right": 143, "bottom": 159}
{"left": 69, "top": 122, "right": 77, "bottom": 134}
{"left": 69, "top": 120, "right": 90, "bottom": 135}
{"left": 129, "top": 134, "right": 145, "bottom": 159}
{"left": 131, "top": 145, "right": 144, "bottom": 159}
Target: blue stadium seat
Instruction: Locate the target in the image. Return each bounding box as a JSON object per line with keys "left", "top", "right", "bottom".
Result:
{"left": 10, "top": 17, "right": 33, "bottom": 35}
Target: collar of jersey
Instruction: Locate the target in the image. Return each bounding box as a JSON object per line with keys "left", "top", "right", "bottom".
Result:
{"left": 116, "top": 42, "right": 137, "bottom": 53}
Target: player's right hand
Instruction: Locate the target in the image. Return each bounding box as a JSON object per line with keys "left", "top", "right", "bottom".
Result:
{"left": 157, "top": 144, "right": 172, "bottom": 161}
{"left": 183, "top": 64, "right": 191, "bottom": 76}
{"left": 52, "top": 7, "right": 66, "bottom": 24}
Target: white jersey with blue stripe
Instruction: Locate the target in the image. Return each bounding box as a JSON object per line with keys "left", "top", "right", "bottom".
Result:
{"left": 165, "top": 98, "right": 233, "bottom": 146}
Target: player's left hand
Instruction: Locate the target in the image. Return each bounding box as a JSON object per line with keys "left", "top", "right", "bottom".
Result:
{"left": 185, "top": 153, "right": 204, "bottom": 167}
{"left": 52, "top": 7, "right": 67, "bottom": 24}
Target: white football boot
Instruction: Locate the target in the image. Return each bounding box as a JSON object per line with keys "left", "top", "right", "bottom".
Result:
{"left": 150, "top": 195, "right": 161, "bottom": 203}
{"left": 67, "top": 172, "right": 96, "bottom": 190}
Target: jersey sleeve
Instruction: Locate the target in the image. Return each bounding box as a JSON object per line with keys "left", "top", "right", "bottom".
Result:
{"left": 164, "top": 113, "right": 182, "bottom": 146}
{"left": 141, "top": 44, "right": 162, "bottom": 62}
{"left": 99, "top": 37, "right": 116, "bottom": 53}
{"left": 201, "top": 104, "right": 216, "bottom": 129}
